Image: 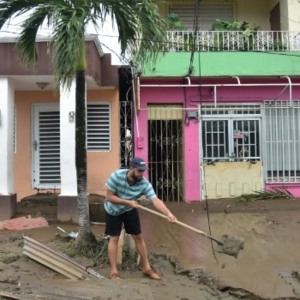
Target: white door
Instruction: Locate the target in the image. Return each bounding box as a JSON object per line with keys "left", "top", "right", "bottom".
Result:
{"left": 32, "top": 104, "right": 61, "bottom": 189}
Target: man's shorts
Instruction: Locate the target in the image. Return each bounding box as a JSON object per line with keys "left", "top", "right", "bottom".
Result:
{"left": 105, "top": 208, "right": 141, "bottom": 236}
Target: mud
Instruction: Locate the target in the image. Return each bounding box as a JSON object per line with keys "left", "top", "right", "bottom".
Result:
{"left": 0, "top": 196, "right": 300, "bottom": 299}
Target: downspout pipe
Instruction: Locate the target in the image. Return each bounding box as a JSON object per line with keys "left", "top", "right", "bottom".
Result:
{"left": 281, "top": 75, "right": 293, "bottom": 105}
{"left": 185, "top": 76, "right": 191, "bottom": 85}
{"left": 232, "top": 76, "right": 241, "bottom": 85}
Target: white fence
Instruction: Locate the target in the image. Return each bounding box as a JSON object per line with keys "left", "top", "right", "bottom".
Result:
{"left": 165, "top": 31, "right": 300, "bottom": 52}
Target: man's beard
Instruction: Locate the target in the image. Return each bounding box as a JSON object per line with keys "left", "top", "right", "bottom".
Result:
{"left": 132, "top": 173, "right": 142, "bottom": 182}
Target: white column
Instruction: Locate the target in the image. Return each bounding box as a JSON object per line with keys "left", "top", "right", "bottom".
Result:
{"left": 0, "top": 78, "right": 14, "bottom": 195}
{"left": 59, "top": 82, "right": 77, "bottom": 196}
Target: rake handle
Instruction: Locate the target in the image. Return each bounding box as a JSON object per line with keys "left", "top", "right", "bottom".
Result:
{"left": 137, "top": 204, "right": 223, "bottom": 245}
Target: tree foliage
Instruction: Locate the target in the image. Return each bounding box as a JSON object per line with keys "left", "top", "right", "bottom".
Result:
{"left": 0, "top": 0, "right": 166, "bottom": 245}
{"left": 0, "top": 0, "right": 166, "bottom": 88}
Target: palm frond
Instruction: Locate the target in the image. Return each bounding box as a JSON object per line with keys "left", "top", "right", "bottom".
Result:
{"left": 1, "top": 0, "right": 166, "bottom": 87}
{"left": 0, "top": 0, "right": 41, "bottom": 28}
{"left": 50, "top": 2, "right": 88, "bottom": 87}
{"left": 95, "top": 0, "right": 166, "bottom": 64}
{"left": 17, "top": 7, "right": 50, "bottom": 65}
{"left": 236, "top": 188, "right": 295, "bottom": 202}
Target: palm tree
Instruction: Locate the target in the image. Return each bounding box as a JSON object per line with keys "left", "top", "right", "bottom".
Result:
{"left": 0, "top": 0, "right": 166, "bottom": 245}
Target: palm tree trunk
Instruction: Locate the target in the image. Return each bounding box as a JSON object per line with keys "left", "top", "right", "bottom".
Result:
{"left": 75, "top": 69, "right": 96, "bottom": 245}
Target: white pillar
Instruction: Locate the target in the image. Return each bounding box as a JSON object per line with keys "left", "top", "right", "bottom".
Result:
{"left": 0, "top": 78, "right": 14, "bottom": 195}
{"left": 59, "top": 82, "right": 77, "bottom": 196}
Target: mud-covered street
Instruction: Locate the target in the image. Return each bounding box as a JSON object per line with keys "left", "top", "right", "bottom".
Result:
{"left": 1, "top": 197, "right": 300, "bottom": 299}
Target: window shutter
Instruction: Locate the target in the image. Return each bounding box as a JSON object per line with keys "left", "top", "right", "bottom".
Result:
{"left": 39, "top": 111, "right": 60, "bottom": 184}
{"left": 170, "top": 3, "right": 233, "bottom": 31}
{"left": 87, "top": 103, "right": 111, "bottom": 151}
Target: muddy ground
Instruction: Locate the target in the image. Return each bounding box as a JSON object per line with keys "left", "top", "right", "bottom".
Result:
{"left": 1, "top": 194, "right": 300, "bottom": 299}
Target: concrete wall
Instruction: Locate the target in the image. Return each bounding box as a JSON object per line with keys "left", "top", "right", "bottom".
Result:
{"left": 286, "top": 0, "right": 300, "bottom": 31}
{"left": 137, "top": 78, "right": 300, "bottom": 201}
{"left": 160, "top": 0, "right": 274, "bottom": 30}
{"left": 14, "top": 89, "right": 120, "bottom": 200}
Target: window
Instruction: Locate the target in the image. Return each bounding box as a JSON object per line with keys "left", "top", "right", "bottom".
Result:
{"left": 170, "top": 2, "right": 234, "bottom": 31}
{"left": 264, "top": 101, "right": 300, "bottom": 183}
{"left": 87, "top": 103, "right": 111, "bottom": 151}
{"left": 201, "top": 105, "right": 261, "bottom": 162}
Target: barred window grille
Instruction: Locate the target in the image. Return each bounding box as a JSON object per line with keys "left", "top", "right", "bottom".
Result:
{"left": 201, "top": 104, "right": 261, "bottom": 161}
{"left": 201, "top": 104, "right": 261, "bottom": 116}
{"left": 264, "top": 101, "right": 300, "bottom": 183}
{"left": 87, "top": 103, "right": 111, "bottom": 151}
{"left": 39, "top": 111, "right": 60, "bottom": 184}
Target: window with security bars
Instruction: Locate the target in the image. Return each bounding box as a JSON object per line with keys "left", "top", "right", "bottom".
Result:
{"left": 201, "top": 104, "right": 261, "bottom": 115}
{"left": 201, "top": 105, "right": 261, "bottom": 162}
{"left": 202, "top": 120, "right": 260, "bottom": 161}
{"left": 87, "top": 103, "right": 111, "bottom": 151}
{"left": 264, "top": 101, "right": 300, "bottom": 183}
{"left": 202, "top": 120, "right": 228, "bottom": 159}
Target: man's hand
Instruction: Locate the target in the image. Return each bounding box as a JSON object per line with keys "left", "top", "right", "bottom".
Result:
{"left": 167, "top": 212, "right": 177, "bottom": 223}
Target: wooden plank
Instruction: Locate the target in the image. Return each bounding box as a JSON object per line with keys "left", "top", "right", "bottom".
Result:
{"left": 0, "top": 290, "right": 21, "bottom": 299}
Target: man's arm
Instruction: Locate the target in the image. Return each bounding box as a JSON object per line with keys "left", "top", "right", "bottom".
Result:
{"left": 151, "top": 197, "right": 176, "bottom": 222}
{"left": 106, "top": 189, "right": 138, "bottom": 209}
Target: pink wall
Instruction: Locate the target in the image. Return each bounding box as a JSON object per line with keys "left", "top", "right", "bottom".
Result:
{"left": 135, "top": 87, "right": 200, "bottom": 202}
{"left": 137, "top": 77, "right": 300, "bottom": 201}
{"left": 266, "top": 184, "right": 300, "bottom": 198}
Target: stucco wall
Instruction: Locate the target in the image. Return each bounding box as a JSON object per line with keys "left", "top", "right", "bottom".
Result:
{"left": 14, "top": 91, "right": 58, "bottom": 200}
{"left": 86, "top": 89, "right": 120, "bottom": 196}
{"left": 286, "top": 0, "right": 300, "bottom": 31}
{"left": 143, "top": 52, "right": 300, "bottom": 78}
{"left": 134, "top": 87, "right": 200, "bottom": 202}
{"left": 137, "top": 79, "right": 300, "bottom": 201}
{"left": 159, "top": 1, "right": 300, "bottom": 33}
{"left": 159, "top": 0, "right": 273, "bottom": 30}
{"left": 14, "top": 89, "right": 119, "bottom": 200}
{"left": 237, "top": 0, "right": 271, "bottom": 30}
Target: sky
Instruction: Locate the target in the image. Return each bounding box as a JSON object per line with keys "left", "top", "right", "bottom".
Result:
{"left": 0, "top": 15, "right": 123, "bottom": 65}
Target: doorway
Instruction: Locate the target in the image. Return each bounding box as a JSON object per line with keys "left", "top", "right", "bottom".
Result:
{"left": 147, "top": 105, "right": 184, "bottom": 202}
{"left": 32, "top": 104, "right": 60, "bottom": 189}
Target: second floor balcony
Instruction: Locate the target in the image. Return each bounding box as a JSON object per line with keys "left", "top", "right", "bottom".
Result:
{"left": 165, "top": 31, "right": 300, "bottom": 52}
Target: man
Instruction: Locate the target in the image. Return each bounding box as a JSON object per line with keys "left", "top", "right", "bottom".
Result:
{"left": 104, "top": 157, "right": 177, "bottom": 280}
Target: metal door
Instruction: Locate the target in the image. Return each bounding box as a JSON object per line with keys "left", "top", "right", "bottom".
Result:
{"left": 32, "top": 104, "right": 60, "bottom": 189}
{"left": 148, "top": 105, "right": 184, "bottom": 202}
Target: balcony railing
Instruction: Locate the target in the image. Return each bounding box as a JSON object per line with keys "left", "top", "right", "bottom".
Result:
{"left": 165, "top": 31, "right": 300, "bottom": 52}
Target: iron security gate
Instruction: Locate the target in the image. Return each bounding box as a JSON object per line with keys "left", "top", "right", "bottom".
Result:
{"left": 202, "top": 119, "right": 260, "bottom": 161}
{"left": 148, "top": 105, "right": 184, "bottom": 202}
{"left": 32, "top": 104, "right": 60, "bottom": 189}
{"left": 264, "top": 100, "right": 300, "bottom": 183}
{"left": 200, "top": 104, "right": 262, "bottom": 199}
{"left": 120, "top": 101, "right": 133, "bottom": 168}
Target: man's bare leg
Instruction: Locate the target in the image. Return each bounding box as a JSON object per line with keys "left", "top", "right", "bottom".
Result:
{"left": 132, "top": 234, "right": 161, "bottom": 279}
{"left": 107, "top": 236, "right": 120, "bottom": 279}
